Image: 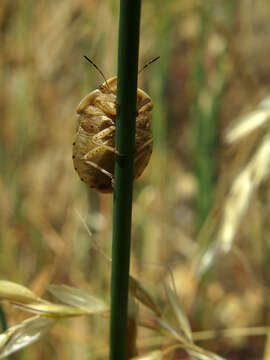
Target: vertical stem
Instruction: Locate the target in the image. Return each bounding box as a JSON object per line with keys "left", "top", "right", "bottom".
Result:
{"left": 192, "top": 2, "right": 213, "bottom": 233}
{"left": 109, "top": 1, "right": 141, "bottom": 360}
{"left": 0, "top": 306, "right": 7, "bottom": 332}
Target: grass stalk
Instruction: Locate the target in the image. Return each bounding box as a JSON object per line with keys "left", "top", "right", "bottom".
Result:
{"left": 192, "top": 1, "right": 215, "bottom": 233}
{"left": 0, "top": 306, "right": 7, "bottom": 332}
{"left": 192, "top": 0, "right": 228, "bottom": 233}
{"left": 109, "top": 1, "right": 141, "bottom": 360}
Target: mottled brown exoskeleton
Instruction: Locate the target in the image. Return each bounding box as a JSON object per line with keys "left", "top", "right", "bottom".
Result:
{"left": 73, "top": 56, "right": 158, "bottom": 193}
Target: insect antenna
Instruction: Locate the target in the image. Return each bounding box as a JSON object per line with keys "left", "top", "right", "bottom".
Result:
{"left": 84, "top": 55, "right": 110, "bottom": 90}
{"left": 138, "top": 56, "right": 160, "bottom": 74}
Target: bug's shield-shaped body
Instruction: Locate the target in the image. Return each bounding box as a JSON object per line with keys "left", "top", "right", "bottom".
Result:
{"left": 73, "top": 77, "right": 153, "bottom": 193}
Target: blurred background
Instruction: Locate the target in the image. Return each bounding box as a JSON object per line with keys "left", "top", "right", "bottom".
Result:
{"left": 1, "top": 0, "right": 270, "bottom": 359}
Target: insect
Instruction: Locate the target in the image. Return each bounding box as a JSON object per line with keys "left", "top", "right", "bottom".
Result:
{"left": 73, "top": 56, "right": 159, "bottom": 193}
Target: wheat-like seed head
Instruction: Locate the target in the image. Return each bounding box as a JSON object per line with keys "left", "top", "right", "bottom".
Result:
{"left": 219, "top": 132, "right": 270, "bottom": 252}
{"left": 195, "top": 95, "right": 270, "bottom": 275}
{"left": 226, "top": 96, "right": 270, "bottom": 144}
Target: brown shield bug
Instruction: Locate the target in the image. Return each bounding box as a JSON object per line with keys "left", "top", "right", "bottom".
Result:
{"left": 72, "top": 56, "right": 159, "bottom": 193}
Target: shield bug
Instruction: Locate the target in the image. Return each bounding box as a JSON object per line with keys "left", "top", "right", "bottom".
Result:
{"left": 72, "top": 56, "right": 159, "bottom": 193}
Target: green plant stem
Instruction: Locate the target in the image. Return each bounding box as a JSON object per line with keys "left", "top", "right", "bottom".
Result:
{"left": 192, "top": 0, "right": 216, "bottom": 233}
{"left": 0, "top": 305, "right": 7, "bottom": 331}
{"left": 109, "top": 1, "right": 141, "bottom": 360}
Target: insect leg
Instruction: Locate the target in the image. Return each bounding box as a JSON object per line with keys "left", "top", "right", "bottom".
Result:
{"left": 83, "top": 143, "right": 110, "bottom": 161}
{"left": 91, "top": 126, "right": 119, "bottom": 155}
{"left": 135, "top": 138, "right": 153, "bottom": 159}
{"left": 85, "top": 160, "right": 113, "bottom": 179}
{"left": 136, "top": 97, "right": 151, "bottom": 112}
